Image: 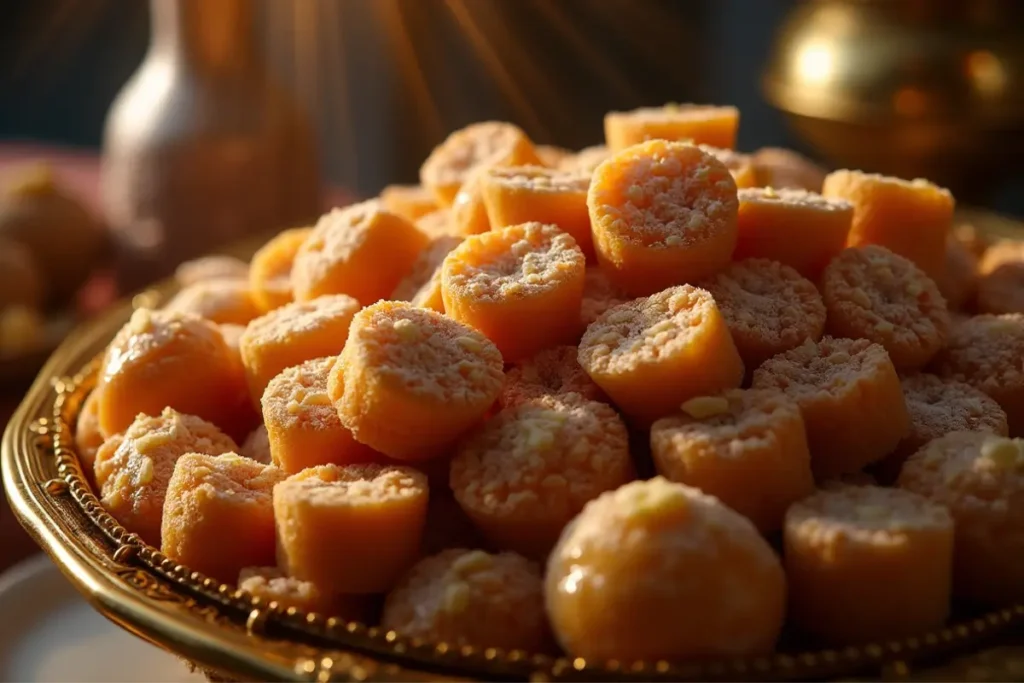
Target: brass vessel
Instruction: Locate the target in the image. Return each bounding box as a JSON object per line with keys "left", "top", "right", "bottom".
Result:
{"left": 5, "top": 218, "right": 1024, "bottom": 681}
{"left": 764, "top": 0, "right": 1024, "bottom": 198}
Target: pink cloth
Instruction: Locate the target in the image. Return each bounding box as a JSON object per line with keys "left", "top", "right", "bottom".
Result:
{"left": 0, "top": 142, "right": 356, "bottom": 213}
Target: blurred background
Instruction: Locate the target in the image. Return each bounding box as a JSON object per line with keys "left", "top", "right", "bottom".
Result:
{"left": 3, "top": 0, "right": 1019, "bottom": 206}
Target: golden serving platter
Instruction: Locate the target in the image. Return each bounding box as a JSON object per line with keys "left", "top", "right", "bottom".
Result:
{"left": 5, "top": 214, "right": 1024, "bottom": 683}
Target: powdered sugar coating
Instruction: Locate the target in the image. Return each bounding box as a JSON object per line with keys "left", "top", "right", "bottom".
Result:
{"left": 787, "top": 485, "right": 952, "bottom": 546}
{"left": 344, "top": 303, "right": 503, "bottom": 404}
{"left": 545, "top": 477, "right": 785, "bottom": 661}
{"left": 392, "top": 235, "right": 464, "bottom": 303}
{"left": 898, "top": 374, "right": 1008, "bottom": 459}
{"left": 484, "top": 165, "right": 590, "bottom": 194}
{"left": 161, "top": 452, "right": 284, "bottom": 581}
{"left": 579, "top": 285, "right": 719, "bottom": 375}
{"left": 698, "top": 144, "right": 755, "bottom": 187}
{"left": 822, "top": 245, "right": 949, "bottom": 371}
{"left": 978, "top": 240, "right": 1024, "bottom": 315}
{"left": 604, "top": 104, "right": 739, "bottom": 151}
{"left": 240, "top": 424, "right": 271, "bottom": 464}
{"left": 650, "top": 388, "right": 814, "bottom": 532}
{"left": 281, "top": 463, "right": 427, "bottom": 506}
{"left": 420, "top": 121, "right": 538, "bottom": 195}
{"left": 589, "top": 141, "right": 737, "bottom": 250}
{"left": 382, "top": 549, "right": 549, "bottom": 651}
{"left": 164, "top": 278, "right": 261, "bottom": 326}
{"left": 737, "top": 186, "right": 849, "bottom": 211}
{"left": 579, "top": 268, "right": 630, "bottom": 327}
{"left": 291, "top": 200, "right": 427, "bottom": 304}
{"left": 752, "top": 336, "right": 910, "bottom": 478}
{"left": 932, "top": 314, "right": 1024, "bottom": 436}
{"left": 174, "top": 255, "right": 249, "bottom": 287}
{"left": 239, "top": 294, "right": 360, "bottom": 402}
{"left": 558, "top": 145, "right": 611, "bottom": 175}
{"left": 94, "top": 408, "right": 239, "bottom": 545}
{"left": 98, "top": 308, "right": 251, "bottom": 439}
{"left": 248, "top": 227, "right": 311, "bottom": 311}
{"left": 750, "top": 147, "right": 826, "bottom": 192}
{"left": 442, "top": 222, "right": 584, "bottom": 303}
{"left": 899, "top": 431, "right": 1024, "bottom": 603}
{"left": 701, "top": 258, "right": 825, "bottom": 371}
{"left": 262, "top": 357, "right": 343, "bottom": 434}
{"left": 451, "top": 395, "right": 633, "bottom": 558}
{"left": 499, "top": 345, "right": 606, "bottom": 408}
{"left": 381, "top": 184, "right": 439, "bottom": 222}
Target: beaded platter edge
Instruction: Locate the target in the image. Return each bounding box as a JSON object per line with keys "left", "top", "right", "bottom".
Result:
{"left": 7, "top": 211, "right": 1024, "bottom": 683}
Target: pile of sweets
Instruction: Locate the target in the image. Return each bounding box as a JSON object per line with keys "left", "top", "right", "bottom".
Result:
{"left": 73, "top": 104, "right": 1024, "bottom": 663}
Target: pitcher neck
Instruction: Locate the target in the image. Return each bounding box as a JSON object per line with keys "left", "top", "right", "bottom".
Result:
{"left": 149, "top": 0, "right": 261, "bottom": 76}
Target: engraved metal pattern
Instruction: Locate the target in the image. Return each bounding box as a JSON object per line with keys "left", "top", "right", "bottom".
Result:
{"left": 5, "top": 213, "right": 1024, "bottom": 682}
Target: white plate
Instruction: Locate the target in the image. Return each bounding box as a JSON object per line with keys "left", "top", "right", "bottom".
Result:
{"left": 0, "top": 553, "right": 207, "bottom": 683}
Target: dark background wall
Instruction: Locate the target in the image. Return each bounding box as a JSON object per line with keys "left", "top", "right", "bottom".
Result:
{"left": 1, "top": 0, "right": 1020, "bottom": 216}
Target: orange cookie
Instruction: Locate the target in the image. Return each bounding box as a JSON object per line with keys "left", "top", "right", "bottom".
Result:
{"left": 604, "top": 103, "right": 739, "bottom": 151}
{"left": 239, "top": 294, "right": 361, "bottom": 407}
{"left": 97, "top": 308, "right": 253, "bottom": 440}
{"left": 240, "top": 424, "right": 271, "bottom": 464}
{"left": 650, "top": 389, "right": 815, "bottom": 533}
{"left": 785, "top": 485, "right": 953, "bottom": 644}
{"left": 545, "top": 478, "right": 785, "bottom": 661}
{"left": 899, "top": 432, "right": 1024, "bottom": 604}
{"left": 588, "top": 140, "right": 738, "bottom": 296}
{"left": 163, "top": 279, "right": 261, "bottom": 327}
{"left": 558, "top": 145, "right": 611, "bottom": 175}
{"left": 174, "top": 255, "right": 249, "bottom": 287}
{"left": 391, "top": 234, "right": 464, "bottom": 313}
{"left": 699, "top": 145, "right": 756, "bottom": 188}
{"left": 416, "top": 210, "right": 458, "bottom": 239}
{"left": 161, "top": 453, "right": 284, "bottom": 583}
{"left": 822, "top": 245, "right": 950, "bottom": 372}
{"left": 330, "top": 302, "right": 504, "bottom": 460}
{"left": 248, "top": 227, "right": 312, "bottom": 312}
{"left": 291, "top": 200, "right": 428, "bottom": 305}
{"left": 480, "top": 165, "right": 593, "bottom": 259}
{"left": 93, "top": 408, "right": 238, "bottom": 545}
{"left": 274, "top": 463, "right": 429, "bottom": 594}
{"left": 752, "top": 337, "right": 910, "bottom": 479}
{"left": 380, "top": 184, "right": 439, "bottom": 222}
{"left": 822, "top": 170, "right": 954, "bottom": 282}
{"left": 751, "top": 147, "right": 827, "bottom": 192}
{"left": 700, "top": 258, "right": 826, "bottom": 372}
{"left": 262, "top": 356, "right": 380, "bottom": 473}
{"left": 420, "top": 122, "right": 540, "bottom": 206}
{"left": 237, "top": 567, "right": 373, "bottom": 621}
{"left": 536, "top": 145, "right": 572, "bottom": 168}
{"left": 499, "top": 345, "right": 605, "bottom": 409}
{"left": 579, "top": 267, "right": 630, "bottom": 329}
{"left": 977, "top": 240, "right": 1024, "bottom": 315}
{"left": 451, "top": 395, "right": 633, "bottom": 558}
{"left": 441, "top": 222, "right": 586, "bottom": 361}
{"left": 382, "top": 549, "right": 549, "bottom": 651}
{"left": 449, "top": 166, "right": 492, "bottom": 236}
{"left": 875, "top": 373, "right": 1008, "bottom": 483}
{"left": 941, "top": 231, "right": 980, "bottom": 312}
{"left": 734, "top": 187, "right": 853, "bottom": 280}
{"left": 932, "top": 314, "right": 1024, "bottom": 436}
{"left": 577, "top": 285, "right": 743, "bottom": 426}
